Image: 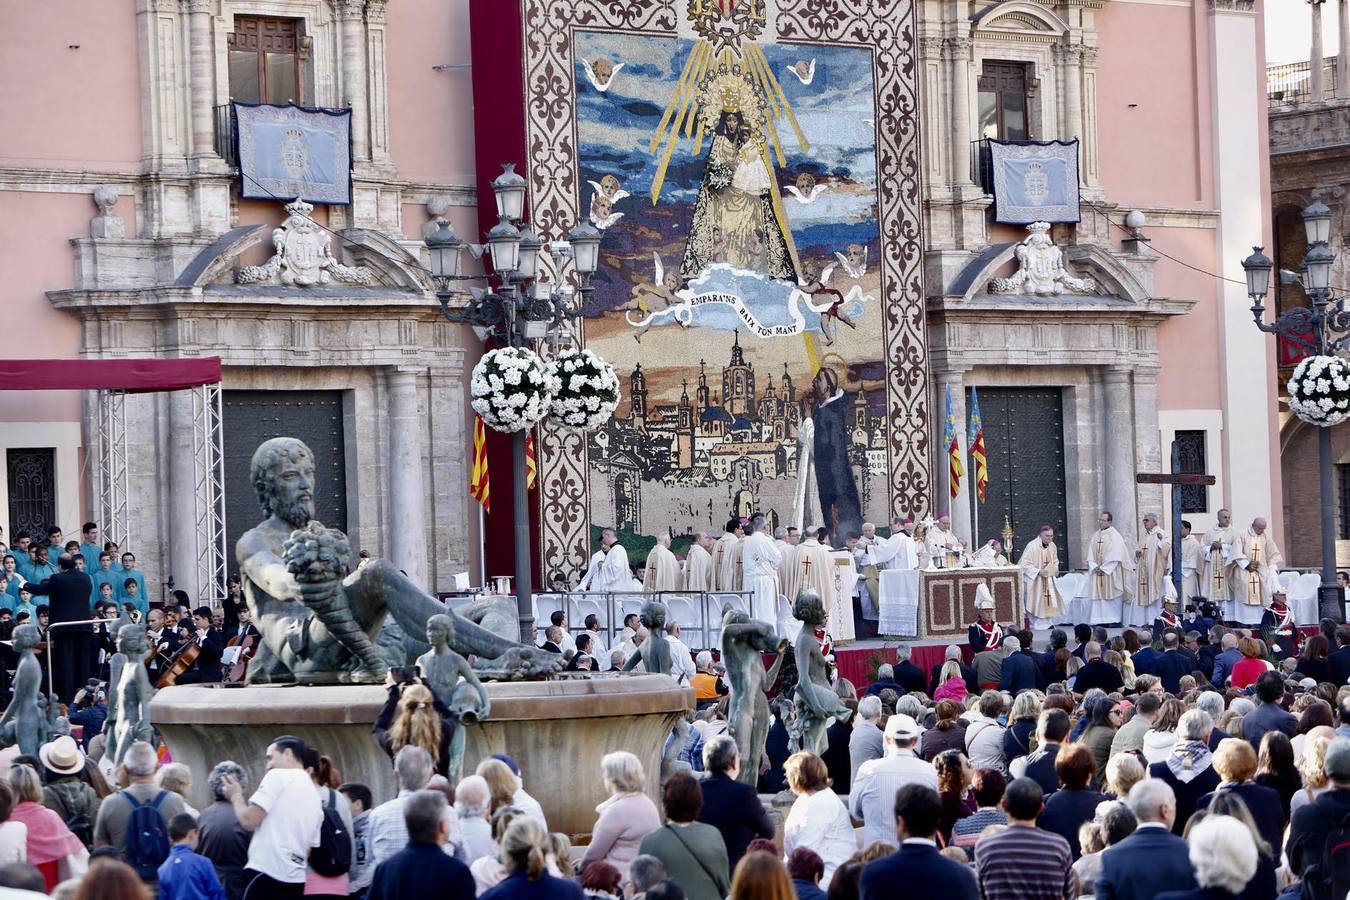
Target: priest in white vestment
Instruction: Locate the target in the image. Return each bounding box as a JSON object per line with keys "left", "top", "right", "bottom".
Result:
{"left": 1230, "top": 517, "right": 1283, "bottom": 625}
{"left": 923, "top": 514, "right": 965, "bottom": 569}
{"left": 1083, "top": 512, "right": 1133, "bottom": 624}
{"left": 783, "top": 528, "right": 835, "bottom": 641}
{"left": 587, "top": 528, "right": 642, "bottom": 593}
{"left": 1020, "top": 526, "right": 1066, "bottom": 625}
{"left": 1201, "top": 508, "right": 1241, "bottom": 604}
{"left": 711, "top": 520, "right": 742, "bottom": 592}
{"left": 871, "top": 518, "right": 919, "bottom": 571}
{"left": 642, "top": 532, "right": 681, "bottom": 592}
{"left": 773, "top": 527, "right": 797, "bottom": 593}
{"left": 728, "top": 538, "right": 745, "bottom": 592}
{"left": 576, "top": 548, "right": 607, "bottom": 592}
{"left": 681, "top": 532, "right": 714, "bottom": 591}
{"left": 969, "top": 540, "right": 1010, "bottom": 568}
{"left": 1129, "top": 514, "right": 1170, "bottom": 627}
{"left": 741, "top": 515, "right": 783, "bottom": 625}
{"left": 1180, "top": 522, "right": 1203, "bottom": 603}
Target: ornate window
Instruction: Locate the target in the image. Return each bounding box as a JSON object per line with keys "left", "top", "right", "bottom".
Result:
{"left": 1175, "top": 430, "right": 1208, "bottom": 514}
{"left": 978, "top": 60, "right": 1031, "bottom": 141}
{"left": 6, "top": 449, "right": 56, "bottom": 537}
{"left": 228, "top": 17, "right": 307, "bottom": 104}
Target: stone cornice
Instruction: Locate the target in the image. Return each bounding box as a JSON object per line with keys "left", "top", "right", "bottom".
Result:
{"left": 47, "top": 284, "right": 440, "bottom": 314}
{"left": 926, "top": 294, "right": 1195, "bottom": 319}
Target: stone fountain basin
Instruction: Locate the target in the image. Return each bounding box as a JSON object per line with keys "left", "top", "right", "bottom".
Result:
{"left": 150, "top": 673, "right": 691, "bottom": 837}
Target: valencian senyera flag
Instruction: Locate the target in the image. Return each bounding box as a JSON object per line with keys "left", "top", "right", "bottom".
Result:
{"left": 944, "top": 385, "right": 963, "bottom": 500}
{"left": 470, "top": 414, "right": 491, "bottom": 512}
{"left": 526, "top": 433, "right": 537, "bottom": 490}
{"left": 968, "top": 387, "right": 988, "bottom": 504}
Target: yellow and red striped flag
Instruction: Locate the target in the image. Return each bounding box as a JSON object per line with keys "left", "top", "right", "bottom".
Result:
{"left": 526, "top": 432, "right": 537, "bottom": 490}
{"left": 470, "top": 414, "right": 490, "bottom": 512}
{"left": 944, "top": 385, "right": 963, "bottom": 500}
{"left": 968, "top": 387, "right": 988, "bottom": 503}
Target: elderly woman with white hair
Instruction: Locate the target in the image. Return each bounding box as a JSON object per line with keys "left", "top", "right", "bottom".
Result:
{"left": 580, "top": 751, "right": 661, "bottom": 881}
{"left": 1193, "top": 692, "right": 1228, "bottom": 749}
{"left": 1154, "top": 815, "right": 1259, "bottom": 900}
{"left": 456, "top": 774, "right": 499, "bottom": 865}
{"left": 691, "top": 650, "right": 728, "bottom": 710}
{"left": 1147, "top": 709, "right": 1221, "bottom": 835}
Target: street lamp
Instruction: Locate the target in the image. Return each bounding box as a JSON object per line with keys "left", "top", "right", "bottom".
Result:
{"left": 1241, "top": 201, "right": 1350, "bottom": 621}
{"left": 425, "top": 162, "right": 602, "bottom": 643}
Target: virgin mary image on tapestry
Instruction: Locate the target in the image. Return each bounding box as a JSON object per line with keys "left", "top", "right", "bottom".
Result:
{"left": 513, "top": 0, "right": 929, "bottom": 573}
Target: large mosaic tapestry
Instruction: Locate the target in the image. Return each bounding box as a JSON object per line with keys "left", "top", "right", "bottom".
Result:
{"left": 516, "top": 0, "right": 929, "bottom": 577}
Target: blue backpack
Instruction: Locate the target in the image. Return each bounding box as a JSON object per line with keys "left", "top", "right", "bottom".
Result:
{"left": 119, "top": 789, "right": 171, "bottom": 879}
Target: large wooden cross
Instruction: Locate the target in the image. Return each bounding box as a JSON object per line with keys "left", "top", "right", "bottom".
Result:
{"left": 1135, "top": 440, "right": 1217, "bottom": 601}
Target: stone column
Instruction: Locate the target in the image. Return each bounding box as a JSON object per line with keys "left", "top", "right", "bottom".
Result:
{"left": 1131, "top": 367, "right": 1163, "bottom": 528}
{"left": 1339, "top": 0, "right": 1349, "bottom": 97}
{"left": 335, "top": 0, "right": 371, "bottom": 161}
{"left": 167, "top": 389, "right": 200, "bottom": 602}
{"left": 933, "top": 370, "right": 973, "bottom": 546}
{"left": 387, "top": 368, "right": 427, "bottom": 588}
{"left": 1102, "top": 369, "right": 1138, "bottom": 545}
{"left": 1062, "top": 44, "right": 1084, "bottom": 143}
{"left": 187, "top": 0, "right": 216, "bottom": 159}
{"left": 948, "top": 37, "right": 974, "bottom": 188}
{"left": 1312, "top": 0, "right": 1327, "bottom": 102}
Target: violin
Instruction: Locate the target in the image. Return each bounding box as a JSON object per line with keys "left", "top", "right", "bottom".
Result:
{"left": 154, "top": 640, "right": 201, "bottom": 689}
{"left": 221, "top": 633, "right": 257, "bottom": 684}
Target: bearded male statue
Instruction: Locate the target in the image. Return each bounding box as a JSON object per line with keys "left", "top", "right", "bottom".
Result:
{"left": 237, "top": 437, "right": 560, "bottom": 684}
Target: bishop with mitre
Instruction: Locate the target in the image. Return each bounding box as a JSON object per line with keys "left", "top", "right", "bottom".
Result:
{"left": 1019, "top": 525, "right": 1065, "bottom": 623}
{"left": 642, "top": 531, "right": 681, "bottom": 592}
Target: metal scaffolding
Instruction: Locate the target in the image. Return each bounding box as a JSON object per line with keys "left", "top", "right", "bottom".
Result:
{"left": 192, "top": 383, "right": 228, "bottom": 602}
{"left": 96, "top": 389, "right": 128, "bottom": 548}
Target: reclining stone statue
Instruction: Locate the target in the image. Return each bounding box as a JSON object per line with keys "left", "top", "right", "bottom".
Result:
{"left": 238, "top": 437, "right": 561, "bottom": 684}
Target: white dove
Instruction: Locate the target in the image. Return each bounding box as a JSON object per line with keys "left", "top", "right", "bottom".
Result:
{"left": 586, "top": 179, "right": 631, "bottom": 203}
{"left": 580, "top": 60, "right": 625, "bottom": 93}
{"left": 834, "top": 246, "right": 868, "bottom": 278}
{"left": 784, "top": 182, "right": 827, "bottom": 204}
{"left": 786, "top": 59, "right": 816, "bottom": 86}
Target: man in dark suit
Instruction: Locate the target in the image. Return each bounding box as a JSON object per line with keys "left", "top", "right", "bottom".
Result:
{"left": 1330, "top": 624, "right": 1350, "bottom": 686}
{"left": 223, "top": 603, "right": 260, "bottom": 644}
{"left": 365, "top": 790, "right": 474, "bottom": 900}
{"left": 892, "top": 648, "right": 927, "bottom": 695}
{"left": 1211, "top": 632, "right": 1242, "bottom": 688}
{"left": 1097, "top": 778, "right": 1197, "bottom": 900}
{"left": 1131, "top": 629, "right": 1161, "bottom": 676}
{"left": 998, "top": 636, "right": 1039, "bottom": 693}
{"left": 1154, "top": 632, "right": 1192, "bottom": 694}
{"left": 858, "top": 784, "right": 979, "bottom": 900}
{"left": 1242, "top": 672, "right": 1297, "bottom": 751}
{"left": 698, "top": 734, "right": 774, "bottom": 873}
{"left": 22, "top": 552, "right": 92, "bottom": 703}
{"left": 865, "top": 664, "right": 903, "bottom": 697}
{"left": 175, "top": 606, "right": 226, "bottom": 684}
{"left": 1073, "top": 642, "right": 1124, "bottom": 694}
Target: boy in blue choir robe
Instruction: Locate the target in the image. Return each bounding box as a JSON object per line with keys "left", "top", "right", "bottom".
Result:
{"left": 78, "top": 523, "right": 102, "bottom": 573}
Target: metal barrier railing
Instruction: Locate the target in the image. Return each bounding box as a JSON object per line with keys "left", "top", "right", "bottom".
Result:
{"left": 441, "top": 589, "right": 755, "bottom": 653}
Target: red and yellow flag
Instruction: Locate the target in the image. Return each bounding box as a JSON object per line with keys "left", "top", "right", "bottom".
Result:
{"left": 470, "top": 414, "right": 490, "bottom": 512}
{"left": 526, "top": 432, "right": 537, "bottom": 490}
{"left": 944, "top": 385, "right": 963, "bottom": 500}
{"left": 968, "top": 387, "right": 988, "bottom": 503}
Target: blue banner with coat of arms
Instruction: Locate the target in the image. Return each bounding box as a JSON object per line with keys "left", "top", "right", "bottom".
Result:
{"left": 233, "top": 102, "right": 352, "bottom": 205}
{"left": 988, "top": 139, "right": 1080, "bottom": 225}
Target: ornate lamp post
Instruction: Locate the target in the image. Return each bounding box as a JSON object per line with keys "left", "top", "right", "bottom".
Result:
{"left": 425, "top": 164, "right": 601, "bottom": 642}
{"left": 1242, "top": 198, "right": 1350, "bottom": 621}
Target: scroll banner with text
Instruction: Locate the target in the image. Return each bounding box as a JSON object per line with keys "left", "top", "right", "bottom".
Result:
{"left": 988, "top": 139, "right": 1081, "bottom": 225}
{"left": 233, "top": 102, "right": 352, "bottom": 205}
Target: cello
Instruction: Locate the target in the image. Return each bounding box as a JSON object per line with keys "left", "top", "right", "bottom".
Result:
{"left": 220, "top": 632, "right": 257, "bottom": 684}
{"left": 154, "top": 640, "right": 201, "bottom": 689}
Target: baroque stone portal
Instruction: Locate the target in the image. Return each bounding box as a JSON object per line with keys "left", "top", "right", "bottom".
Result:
{"left": 237, "top": 199, "right": 374, "bottom": 287}
{"left": 990, "top": 222, "right": 1097, "bottom": 296}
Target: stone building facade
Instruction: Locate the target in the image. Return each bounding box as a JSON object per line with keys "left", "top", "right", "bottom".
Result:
{"left": 0, "top": 1, "right": 479, "bottom": 600}
{"left": 915, "top": 0, "right": 1279, "bottom": 562}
